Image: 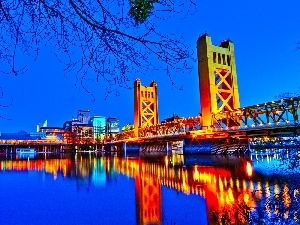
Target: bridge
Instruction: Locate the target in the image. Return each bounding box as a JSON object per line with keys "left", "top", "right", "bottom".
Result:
{"left": 0, "top": 34, "right": 299, "bottom": 154}
{"left": 105, "top": 34, "right": 300, "bottom": 154}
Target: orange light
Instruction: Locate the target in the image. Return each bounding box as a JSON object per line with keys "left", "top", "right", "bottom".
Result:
{"left": 246, "top": 162, "right": 253, "bottom": 177}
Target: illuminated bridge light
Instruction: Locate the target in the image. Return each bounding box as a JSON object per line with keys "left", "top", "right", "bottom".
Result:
{"left": 219, "top": 177, "right": 224, "bottom": 191}
{"left": 294, "top": 189, "right": 299, "bottom": 198}
{"left": 246, "top": 162, "right": 253, "bottom": 177}
{"left": 249, "top": 181, "right": 254, "bottom": 192}
{"left": 283, "top": 184, "right": 291, "bottom": 208}
{"left": 227, "top": 188, "right": 234, "bottom": 203}
{"left": 265, "top": 204, "right": 271, "bottom": 215}
{"left": 243, "top": 180, "right": 247, "bottom": 190}
{"left": 236, "top": 178, "right": 240, "bottom": 190}
{"left": 244, "top": 193, "right": 250, "bottom": 204}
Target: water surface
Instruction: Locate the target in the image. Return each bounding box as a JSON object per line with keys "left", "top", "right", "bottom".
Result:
{"left": 0, "top": 150, "right": 299, "bottom": 225}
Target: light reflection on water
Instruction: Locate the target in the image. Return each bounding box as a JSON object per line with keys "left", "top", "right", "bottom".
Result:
{"left": 0, "top": 150, "right": 299, "bottom": 225}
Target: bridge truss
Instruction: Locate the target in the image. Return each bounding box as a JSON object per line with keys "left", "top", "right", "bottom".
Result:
{"left": 113, "top": 97, "right": 300, "bottom": 143}
{"left": 115, "top": 115, "right": 203, "bottom": 141}
{"left": 213, "top": 97, "right": 300, "bottom": 135}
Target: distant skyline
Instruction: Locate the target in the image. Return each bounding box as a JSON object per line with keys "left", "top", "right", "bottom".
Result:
{"left": 1, "top": 1, "right": 300, "bottom": 132}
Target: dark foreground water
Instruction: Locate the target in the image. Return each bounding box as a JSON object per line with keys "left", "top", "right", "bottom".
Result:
{"left": 0, "top": 149, "right": 299, "bottom": 225}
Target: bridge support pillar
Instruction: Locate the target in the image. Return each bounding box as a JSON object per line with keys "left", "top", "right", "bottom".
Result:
{"left": 183, "top": 138, "right": 250, "bottom": 155}
{"left": 183, "top": 139, "right": 212, "bottom": 154}
{"left": 122, "top": 143, "right": 140, "bottom": 157}
{"left": 197, "top": 34, "right": 240, "bottom": 128}
{"left": 134, "top": 79, "right": 159, "bottom": 137}
{"left": 166, "top": 142, "right": 169, "bottom": 154}
{"left": 123, "top": 142, "right": 127, "bottom": 157}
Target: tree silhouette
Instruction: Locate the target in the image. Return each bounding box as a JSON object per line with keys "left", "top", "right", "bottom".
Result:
{"left": 274, "top": 88, "right": 300, "bottom": 100}
{"left": 0, "top": 86, "right": 12, "bottom": 120}
{"left": 0, "top": 0, "right": 196, "bottom": 97}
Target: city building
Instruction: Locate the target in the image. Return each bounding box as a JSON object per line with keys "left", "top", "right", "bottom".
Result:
{"left": 63, "top": 119, "right": 94, "bottom": 145}
{"left": 106, "top": 117, "right": 120, "bottom": 140}
{"left": 37, "top": 120, "right": 48, "bottom": 132}
{"left": 31, "top": 110, "right": 121, "bottom": 145}
{"left": 0, "top": 109, "right": 121, "bottom": 152}
{"left": 77, "top": 110, "right": 91, "bottom": 124}
{"left": 90, "top": 116, "right": 106, "bottom": 141}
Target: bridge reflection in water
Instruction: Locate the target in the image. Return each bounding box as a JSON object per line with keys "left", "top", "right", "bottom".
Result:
{"left": 0, "top": 152, "right": 299, "bottom": 225}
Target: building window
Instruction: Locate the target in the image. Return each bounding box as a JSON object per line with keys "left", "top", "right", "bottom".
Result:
{"left": 218, "top": 53, "right": 221, "bottom": 64}
{"left": 227, "top": 55, "right": 231, "bottom": 66}
{"left": 213, "top": 52, "right": 216, "bottom": 63}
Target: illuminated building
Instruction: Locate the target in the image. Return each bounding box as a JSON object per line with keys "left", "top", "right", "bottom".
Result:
{"left": 0, "top": 132, "right": 65, "bottom": 153}
{"left": 63, "top": 119, "right": 94, "bottom": 145}
{"left": 0, "top": 132, "right": 45, "bottom": 141}
{"left": 36, "top": 120, "right": 48, "bottom": 132}
{"left": 73, "top": 125, "right": 93, "bottom": 140}
{"left": 106, "top": 117, "right": 120, "bottom": 140}
{"left": 197, "top": 33, "right": 240, "bottom": 128}
{"left": 77, "top": 110, "right": 91, "bottom": 124}
{"left": 121, "top": 124, "right": 134, "bottom": 132}
{"left": 38, "top": 127, "right": 65, "bottom": 140}
{"left": 134, "top": 79, "right": 159, "bottom": 137}
{"left": 161, "top": 113, "right": 184, "bottom": 123}
{"left": 90, "top": 116, "right": 106, "bottom": 141}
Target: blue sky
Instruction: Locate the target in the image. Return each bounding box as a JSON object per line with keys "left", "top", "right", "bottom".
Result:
{"left": 1, "top": 1, "right": 300, "bottom": 132}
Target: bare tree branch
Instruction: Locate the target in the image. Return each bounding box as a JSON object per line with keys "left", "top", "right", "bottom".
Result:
{"left": 0, "top": 0, "right": 195, "bottom": 100}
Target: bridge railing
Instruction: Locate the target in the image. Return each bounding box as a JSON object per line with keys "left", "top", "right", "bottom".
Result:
{"left": 110, "top": 97, "right": 300, "bottom": 142}
{"left": 213, "top": 96, "right": 300, "bottom": 131}
{"left": 113, "top": 115, "right": 203, "bottom": 142}
{"left": 0, "top": 139, "right": 66, "bottom": 145}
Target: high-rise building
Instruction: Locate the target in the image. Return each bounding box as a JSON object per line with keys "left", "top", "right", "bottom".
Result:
{"left": 106, "top": 117, "right": 120, "bottom": 138}
{"left": 77, "top": 110, "right": 91, "bottom": 124}
{"left": 90, "top": 116, "right": 106, "bottom": 141}
{"left": 63, "top": 118, "right": 93, "bottom": 144}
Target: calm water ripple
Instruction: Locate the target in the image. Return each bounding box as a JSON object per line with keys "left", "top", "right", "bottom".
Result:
{"left": 0, "top": 149, "right": 299, "bottom": 225}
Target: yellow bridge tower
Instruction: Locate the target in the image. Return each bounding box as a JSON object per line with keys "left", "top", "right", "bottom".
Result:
{"left": 197, "top": 33, "right": 240, "bottom": 128}
{"left": 134, "top": 79, "right": 159, "bottom": 137}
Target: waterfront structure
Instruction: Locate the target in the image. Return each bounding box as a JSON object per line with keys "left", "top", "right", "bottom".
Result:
{"left": 77, "top": 110, "right": 91, "bottom": 124}
{"left": 109, "top": 34, "right": 300, "bottom": 155}
{"left": 36, "top": 120, "right": 48, "bottom": 132}
{"left": 63, "top": 119, "right": 93, "bottom": 146}
{"left": 106, "top": 117, "right": 120, "bottom": 140}
{"left": 90, "top": 116, "right": 106, "bottom": 141}
{"left": 0, "top": 132, "right": 65, "bottom": 153}
{"left": 122, "top": 124, "right": 134, "bottom": 132}
{"left": 134, "top": 79, "right": 159, "bottom": 137}
{"left": 197, "top": 33, "right": 240, "bottom": 128}
{"left": 39, "top": 127, "right": 65, "bottom": 136}
{"left": 0, "top": 110, "right": 116, "bottom": 152}
{"left": 1, "top": 35, "right": 300, "bottom": 154}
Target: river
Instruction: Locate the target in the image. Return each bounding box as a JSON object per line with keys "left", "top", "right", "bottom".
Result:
{"left": 0, "top": 149, "right": 299, "bottom": 225}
